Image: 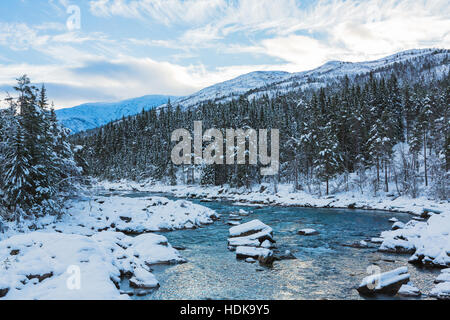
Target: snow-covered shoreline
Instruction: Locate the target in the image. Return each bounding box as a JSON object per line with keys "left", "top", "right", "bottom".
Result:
{"left": 0, "top": 194, "right": 219, "bottom": 300}
{"left": 95, "top": 180, "right": 450, "bottom": 217}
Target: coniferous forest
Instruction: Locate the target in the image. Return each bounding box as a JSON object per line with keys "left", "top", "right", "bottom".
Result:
{"left": 0, "top": 76, "right": 82, "bottom": 221}
{"left": 72, "top": 57, "right": 449, "bottom": 200}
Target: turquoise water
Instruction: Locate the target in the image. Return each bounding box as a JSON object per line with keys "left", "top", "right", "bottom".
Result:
{"left": 117, "top": 192, "right": 439, "bottom": 300}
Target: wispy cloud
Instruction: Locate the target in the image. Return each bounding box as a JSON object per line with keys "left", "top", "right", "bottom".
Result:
{"left": 0, "top": 0, "right": 448, "bottom": 108}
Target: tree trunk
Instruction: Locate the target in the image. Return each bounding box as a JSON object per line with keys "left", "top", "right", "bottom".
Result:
{"left": 424, "top": 132, "right": 428, "bottom": 187}
{"left": 384, "top": 159, "right": 389, "bottom": 193}
{"left": 376, "top": 157, "right": 380, "bottom": 190}
{"left": 326, "top": 177, "right": 329, "bottom": 196}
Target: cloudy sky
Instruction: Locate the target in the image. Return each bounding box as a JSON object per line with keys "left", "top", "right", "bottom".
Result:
{"left": 0, "top": 0, "right": 449, "bottom": 108}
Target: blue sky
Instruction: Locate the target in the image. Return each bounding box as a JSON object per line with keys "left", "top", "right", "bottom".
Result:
{"left": 0, "top": 0, "right": 449, "bottom": 108}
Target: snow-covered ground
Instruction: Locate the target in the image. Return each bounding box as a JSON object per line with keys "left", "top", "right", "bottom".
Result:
{"left": 0, "top": 194, "right": 218, "bottom": 300}
{"left": 96, "top": 180, "right": 449, "bottom": 217}
{"left": 0, "top": 231, "right": 184, "bottom": 299}
{"left": 377, "top": 210, "right": 449, "bottom": 268}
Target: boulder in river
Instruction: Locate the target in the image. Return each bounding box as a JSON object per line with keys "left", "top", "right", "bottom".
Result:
{"left": 430, "top": 269, "right": 450, "bottom": 300}
{"left": 129, "top": 267, "right": 160, "bottom": 289}
{"left": 357, "top": 267, "right": 410, "bottom": 296}
{"left": 435, "top": 269, "right": 450, "bottom": 283}
{"left": 342, "top": 240, "right": 371, "bottom": 249}
{"left": 236, "top": 246, "right": 272, "bottom": 260}
{"left": 229, "top": 220, "right": 273, "bottom": 239}
{"left": 298, "top": 229, "right": 319, "bottom": 236}
{"left": 391, "top": 221, "right": 405, "bottom": 230}
{"left": 258, "top": 250, "right": 275, "bottom": 267}
{"left": 398, "top": 283, "right": 421, "bottom": 297}
{"left": 228, "top": 220, "right": 275, "bottom": 248}
{"left": 228, "top": 237, "right": 260, "bottom": 248}
{"left": 274, "top": 250, "right": 296, "bottom": 261}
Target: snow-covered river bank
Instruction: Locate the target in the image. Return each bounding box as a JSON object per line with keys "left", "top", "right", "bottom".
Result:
{"left": 1, "top": 188, "right": 448, "bottom": 300}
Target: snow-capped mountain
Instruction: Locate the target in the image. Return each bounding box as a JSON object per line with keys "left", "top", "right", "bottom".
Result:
{"left": 56, "top": 95, "right": 177, "bottom": 133}
{"left": 59, "top": 49, "right": 448, "bottom": 133}
{"left": 169, "top": 48, "right": 449, "bottom": 109}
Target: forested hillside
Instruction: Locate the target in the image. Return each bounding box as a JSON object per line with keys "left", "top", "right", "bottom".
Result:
{"left": 73, "top": 56, "right": 449, "bottom": 200}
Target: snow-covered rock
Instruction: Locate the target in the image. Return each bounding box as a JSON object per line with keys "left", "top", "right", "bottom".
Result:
{"left": 52, "top": 196, "right": 218, "bottom": 235}
{"left": 435, "top": 271, "right": 450, "bottom": 284}
{"left": 0, "top": 232, "right": 125, "bottom": 300}
{"left": 342, "top": 240, "right": 370, "bottom": 249}
{"left": 227, "top": 220, "right": 275, "bottom": 250}
{"left": 245, "top": 258, "right": 256, "bottom": 263}
{"left": 235, "top": 246, "right": 272, "bottom": 260}
{"left": 129, "top": 267, "right": 159, "bottom": 289}
{"left": 0, "top": 230, "right": 184, "bottom": 300}
{"left": 378, "top": 211, "right": 450, "bottom": 268}
{"left": 261, "top": 240, "right": 273, "bottom": 249}
{"left": 430, "top": 282, "right": 450, "bottom": 300}
{"left": 229, "top": 220, "right": 272, "bottom": 238}
{"left": 370, "top": 237, "right": 384, "bottom": 244}
{"left": 392, "top": 221, "right": 405, "bottom": 230}
{"left": 357, "top": 267, "right": 410, "bottom": 296}
{"left": 228, "top": 237, "right": 260, "bottom": 248}
{"left": 398, "top": 283, "right": 421, "bottom": 297}
{"left": 229, "top": 220, "right": 277, "bottom": 266}
{"left": 298, "top": 229, "right": 319, "bottom": 236}
{"left": 430, "top": 268, "right": 450, "bottom": 300}
{"left": 389, "top": 217, "right": 399, "bottom": 223}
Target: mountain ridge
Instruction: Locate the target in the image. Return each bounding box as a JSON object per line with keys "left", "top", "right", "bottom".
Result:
{"left": 56, "top": 94, "right": 178, "bottom": 133}
{"left": 59, "top": 48, "right": 449, "bottom": 133}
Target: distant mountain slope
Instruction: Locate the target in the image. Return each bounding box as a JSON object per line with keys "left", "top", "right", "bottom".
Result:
{"left": 60, "top": 49, "right": 449, "bottom": 133}
{"left": 169, "top": 48, "right": 449, "bottom": 109}
{"left": 56, "top": 95, "right": 177, "bottom": 133}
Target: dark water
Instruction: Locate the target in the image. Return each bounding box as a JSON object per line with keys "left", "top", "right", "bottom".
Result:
{"left": 117, "top": 191, "right": 440, "bottom": 300}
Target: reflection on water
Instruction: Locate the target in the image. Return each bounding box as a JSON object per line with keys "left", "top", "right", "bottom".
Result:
{"left": 119, "top": 192, "right": 440, "bottom": 300}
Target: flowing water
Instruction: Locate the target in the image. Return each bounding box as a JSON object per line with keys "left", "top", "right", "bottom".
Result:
{"left": 117, "top": 191, "right": 440, "bottom": 300}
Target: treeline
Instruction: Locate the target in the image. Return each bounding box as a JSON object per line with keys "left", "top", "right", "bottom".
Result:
{"left": 73, "top": 66, "right": 449, "bottom": 200}
{"left": 0, "top": 76, "right": 82, "bottom": 221}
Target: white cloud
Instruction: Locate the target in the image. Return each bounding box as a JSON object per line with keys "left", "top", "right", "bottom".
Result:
{"left": 2, "top": 0, "right": 449, "bottom": 108}
{"left": 88, "top": 0, "right": 450, "bottom": 69}
{"left": 89, "top": 0, "right": 225, "bottom": 25}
